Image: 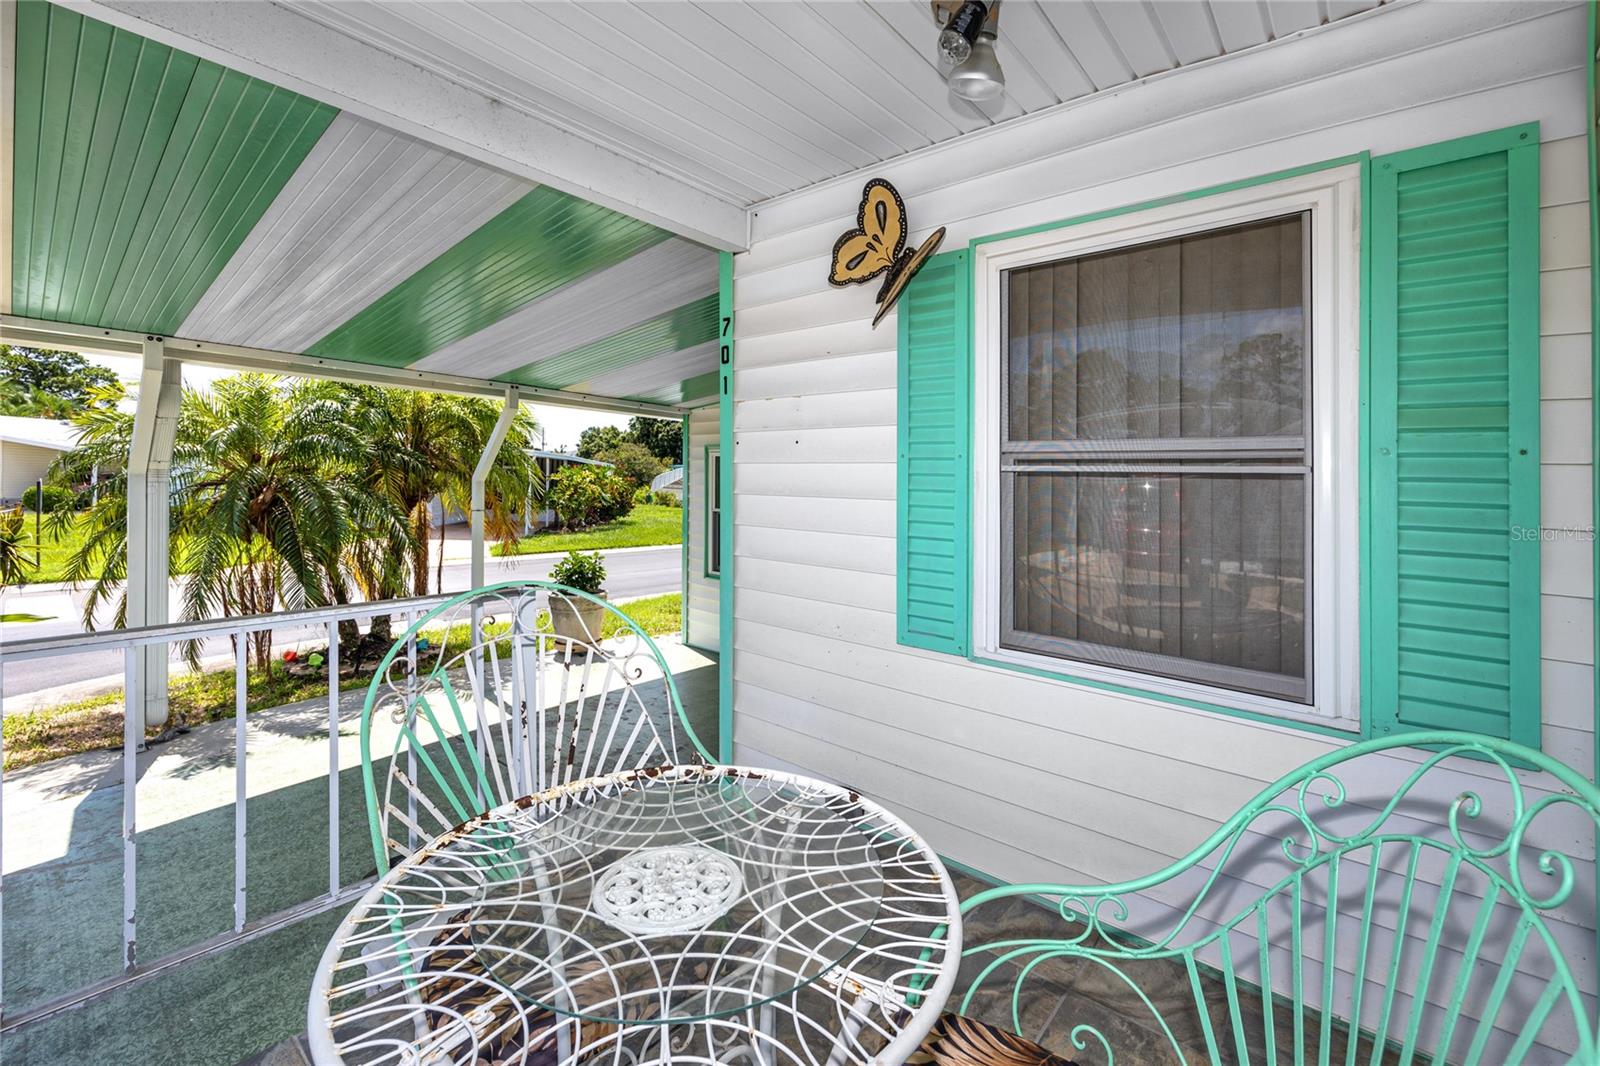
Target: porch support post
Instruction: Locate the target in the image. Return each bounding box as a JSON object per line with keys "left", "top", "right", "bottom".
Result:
{"left": 125, "top": 339, "right": 180, "bottom": 729}
{"left": 470, "top": 387, "right": 520, "bottom": 591}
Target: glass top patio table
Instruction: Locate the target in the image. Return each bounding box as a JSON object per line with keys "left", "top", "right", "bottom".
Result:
{"left": 309, "top": 764, "right": 962, "bottom": 1066}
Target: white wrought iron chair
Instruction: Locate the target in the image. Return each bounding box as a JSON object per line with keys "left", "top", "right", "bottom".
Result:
{"left": 358, "top": 579, "right": 714, "bottom": 875}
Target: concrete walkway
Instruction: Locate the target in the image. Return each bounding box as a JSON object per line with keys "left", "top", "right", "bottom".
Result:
{"left": 0, "top": 636, "right": 718, "bottom": 1066}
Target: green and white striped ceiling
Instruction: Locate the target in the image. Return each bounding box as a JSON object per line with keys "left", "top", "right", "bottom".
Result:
{"left": 7, "top": 3, "right": 720, "bottom": 408}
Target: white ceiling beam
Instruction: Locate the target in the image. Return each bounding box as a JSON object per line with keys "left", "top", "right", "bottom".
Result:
{"left": 63, "top": 0, "right": 750, "bottom": 252}
{"left": 0, "top": 315, "right": 687, "bottom": 418}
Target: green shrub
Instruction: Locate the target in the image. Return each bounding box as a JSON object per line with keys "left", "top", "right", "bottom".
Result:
{"left": 549, "top": 464, "right": 634, "bottom": 529}
{"left": 655, "top": 491, "right": 681, "bottom": 509}
{"left": 21, "top": 483, "right": 73, "bottom": 513}
{"left": 595, "top": 441, "right": 667, "bottom": 489}
{"left": 633, "top": 486, "right": 653, "bottom": 506}
{"left": 549, "top": 550, "right": 606, "bottom": 595}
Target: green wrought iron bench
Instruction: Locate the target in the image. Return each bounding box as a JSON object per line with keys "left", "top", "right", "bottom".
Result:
{"left": 914, "top": 731, "right": 1600, "bottom": 1066}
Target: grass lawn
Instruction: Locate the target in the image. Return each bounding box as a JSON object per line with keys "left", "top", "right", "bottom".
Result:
{"left": 8, "top": 510, "right": 93, "bottom": 585}
{"left": 495, "top": 503, "right": 682, "bottom": 556}
{"left": 8, "top": 511, "right": 201, "bottom": 586}
{"left": 2, "top": 592, "right": 684, "bottom": 771}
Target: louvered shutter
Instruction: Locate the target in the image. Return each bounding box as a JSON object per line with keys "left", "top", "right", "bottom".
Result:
{"left": 1368, "top": 125, "right": 1541, "bottom": 744}
{"left": 897, "top": 249, "right": 971, "bottom": 655}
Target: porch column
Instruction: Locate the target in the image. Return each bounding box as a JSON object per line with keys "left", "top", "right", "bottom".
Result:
{"left": 125, "top": 339, "right": 180, "bottom": 729}
{"left": 470, "top": 387, "right": 521, "bottom": 591}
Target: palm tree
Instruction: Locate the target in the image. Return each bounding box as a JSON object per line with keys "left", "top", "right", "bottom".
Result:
{"left": 184, "top": 377, "right": 418, "bottom": 670}
{"left": 55, "top": 376, "right": 398, "bottom": 672}
{"left": 342, "top": 386, "right": 540, "bottom": 600}
{"left": 0, "top": 507, "right": 29, "bottom": 589}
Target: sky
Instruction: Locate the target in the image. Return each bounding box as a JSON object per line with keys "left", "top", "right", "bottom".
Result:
{"left": 81, "top": 352, "right": 632, "bottom": 453}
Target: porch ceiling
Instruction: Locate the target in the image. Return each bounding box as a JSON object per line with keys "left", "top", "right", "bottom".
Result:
{"left": 4, "top": 3, "right": 721, "bottom": 410}
{"left": 287, "top": 0, "right": 1391, "bottom": 207}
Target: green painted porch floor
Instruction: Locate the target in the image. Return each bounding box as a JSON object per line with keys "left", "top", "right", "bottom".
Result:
{"left": 0, "top": 641, "right": 719, "bottom": 1066}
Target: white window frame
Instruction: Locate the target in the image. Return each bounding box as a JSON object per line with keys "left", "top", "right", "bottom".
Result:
{"left": 707, "top": 448, "right": 722, "bottom": 578}
{"left": 971, "top": 166, "right": 1362, "bottom": 728}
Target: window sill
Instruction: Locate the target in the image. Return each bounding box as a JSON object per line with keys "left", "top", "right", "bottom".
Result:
{"left": 967, "top": 647, "right": 1362, "bottom": 741}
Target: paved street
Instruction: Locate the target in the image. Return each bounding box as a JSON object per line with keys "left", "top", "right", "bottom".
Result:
{"left": 0, "top": 544, "right": 682, "bottom": 703}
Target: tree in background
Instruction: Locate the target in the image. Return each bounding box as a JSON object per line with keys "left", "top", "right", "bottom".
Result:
{"left": 595, "top": 441, "right": 666, "bottom": 490}
{"left": 627, "top": 417, "right": 682, "bottom": 462}
{"left": 52, "top": 375, "right": 392, "bottom": 671}
{"left": 343, "top": 386, "right": 540, "bottom": 601}
{"left": 576, "top": 424, "right": 626, "bottom": 459}
{"left": 50, "top": 375, "right": 540, "bottom": 676}
{"left": 0, "top": 345, "right": 122, "bottom": 417}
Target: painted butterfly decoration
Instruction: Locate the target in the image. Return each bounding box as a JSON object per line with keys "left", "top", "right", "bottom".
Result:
{"left": 829, "top": 178, "right": 946, "bottom": 328}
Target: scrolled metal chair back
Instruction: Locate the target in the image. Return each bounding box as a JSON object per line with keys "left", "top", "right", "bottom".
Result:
{"left": 953, "top": 731, "right": 1600, "bottom": 1065}
{"left": 359, "top": 580, "right": 713, "bottom": 873}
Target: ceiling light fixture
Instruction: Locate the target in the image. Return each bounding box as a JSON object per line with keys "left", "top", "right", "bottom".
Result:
{"left": 948, "top": 33, "right": 1004, "bottom": 101}
{"left": 937, "top": 0, "right": 989, "bottom": 64}
{"left": 934, "top": 1, "right": 1005, "bottom": 102}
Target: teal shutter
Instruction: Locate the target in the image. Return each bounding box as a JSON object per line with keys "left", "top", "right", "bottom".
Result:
{"left": 897, "top": 249, "right": 971, "bottom": 655}
{"left": 1368, "top": 125, "right": 1541, "bottom": 744}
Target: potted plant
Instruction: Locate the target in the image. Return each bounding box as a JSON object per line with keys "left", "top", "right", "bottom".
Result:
{"left": 548, "top": 550, "right": 607, "bottom": 643}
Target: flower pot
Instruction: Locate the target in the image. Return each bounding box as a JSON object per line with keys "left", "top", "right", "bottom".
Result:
{"left": 550, "top": 592, "right": 607, "bottom": 644}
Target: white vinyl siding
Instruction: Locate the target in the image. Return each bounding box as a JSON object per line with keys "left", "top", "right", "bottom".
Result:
{"left": 729, "top": 2, "right": 1592, "bottom": 1059}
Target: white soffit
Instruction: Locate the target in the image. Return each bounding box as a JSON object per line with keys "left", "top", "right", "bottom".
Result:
{"left": 286, "top": 0, "right": 1390, "bottom": 207}
{"left": 178, "top": 113, "right": 533, "bottom": 353}
{"left": 413, "top": 238, "right": 719, "bottom": 379}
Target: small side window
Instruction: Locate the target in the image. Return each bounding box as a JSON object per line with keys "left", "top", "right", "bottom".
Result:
{"left": 707, "top": 449, "right": 722, "bottom": 578}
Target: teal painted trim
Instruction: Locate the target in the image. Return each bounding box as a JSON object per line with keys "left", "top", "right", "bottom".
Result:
{"left": 897, "top": 248, "right": 971, "bottom": 654}
{"left": 954, "top": 152, "right": 1365, "bottom": 739}
{"left": 967, "top": 153, "right": 1367, "bottom": 253}
{"left": 1587, "top": 0, "right": 1599, "bottom": 990}
{"left": 703, "top": 444, "right": 721, "bottom": 580}
{"left": 1367, "top": 123, "right": 1541, "bottom": 748}
{"left": 970, "top": 654, "right": 1360, "bottom": 741}
{"left": 1359, "top": 152, "right": 1376, "bottom": 739}
{"left": 717, "top": 250, "right": 734, "bottom": 764}
{"left": 680, "top": 414, "right": 690, "bottom": 640}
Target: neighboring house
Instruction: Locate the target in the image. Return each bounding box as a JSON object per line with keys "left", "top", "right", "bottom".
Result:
{"left": 0, "top": 416, "right": 75, "bottom": 502}
{"left": 649, "top": 465, "right": 683, "bottom": 500}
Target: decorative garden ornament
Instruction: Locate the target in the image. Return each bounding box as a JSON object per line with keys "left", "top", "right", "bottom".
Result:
{"left": 828, "top": 178, "right": 946, "bottom": 328}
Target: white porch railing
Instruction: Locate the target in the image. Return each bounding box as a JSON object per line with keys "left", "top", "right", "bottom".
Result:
{"left": 0, "top": 593, "right": 460, "bottom": 1033}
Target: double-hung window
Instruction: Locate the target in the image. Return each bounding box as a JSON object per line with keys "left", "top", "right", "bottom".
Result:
{"left": 972, "top": 170, "right": 1360, "bottom": 724}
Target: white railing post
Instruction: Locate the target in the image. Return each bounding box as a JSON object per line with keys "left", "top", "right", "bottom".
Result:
{"left": 125, "top": 339, "right": 181, "bottom": 729}
{"left": 233, "top": 635, "right": 248, "bottom": 933}
{"left": 327, "top": 621, "right": 340, "bottom": 899}
{"left": 471, "top": 387, "right": 521, "bottom": 592}
{"left": 0, "top": 592, "right": 461, "bottom": 1033}
{"left": 0, "top": 652, "right": 6, "bottom": 1018}
{"left": 121, "top": 646, "right": 140, "bottom": 972}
